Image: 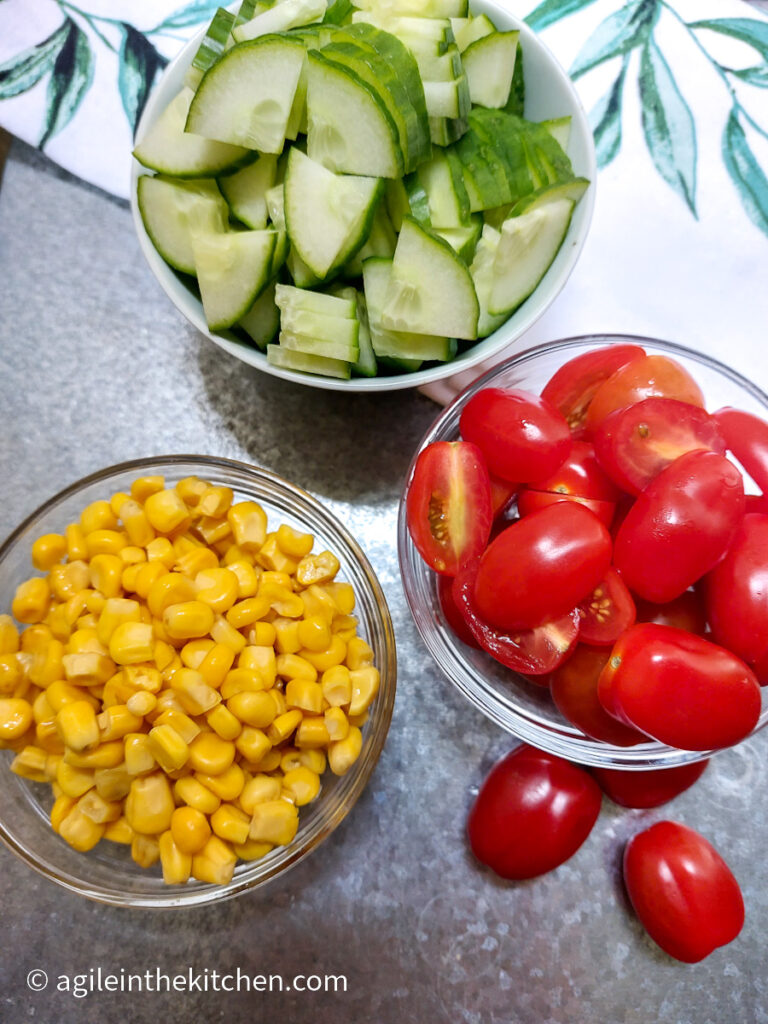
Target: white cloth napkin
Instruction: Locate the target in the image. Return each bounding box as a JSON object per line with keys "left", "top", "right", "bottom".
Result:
{"left": 2, "top": 0, "right": 766, "bottom": 403}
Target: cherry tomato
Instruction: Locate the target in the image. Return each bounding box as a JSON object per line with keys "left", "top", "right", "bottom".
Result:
{"left": 591, "top": 760, "right": 708, "bottom": 808}
{"left": 705, "top": 513, "right": 768, "bottom": 670}
{"left": 624, "top": 821, "right": 744, "bottom": 963}
{"left": 405, "top": 441, "right": 492, "bottom": 576}
{"left": 634, "top": 590, "right": 707, "bottom": 635}
{"left": 459, "top": 387, "right": 572, "bottom": 483}
{"left": 541, "top": 343, "right": 646, "bottom": 439}
{"left": 488, "top": 473, "right": 518, "bottom": 519}
{"left": 516, "top": 489, "right": 615, "bottom": 528}
{"left": 714, "top": 407, "right": 768, "bottom": 494}
{"left": 577, "top": 568, "right": 636, "bottom": 646}
{"left": 745, "top": 493, "right": 768, "bottom": 514}
{"left": 598, "top": 624, "right": 762, "bottom": 750}
{"left": 548, "top": 645, "right": 645, "bottom": 746}
{"left": 613, "top": 449, "right": 745, "bottom": 603}
{"left": 468, "top": 745, "right": 602, "bottom": 880}
{"left": 473, "top": 502, "right": 612, "bottom": 631}
{"left": 594, "top": 398, "right": 726, "bottom": 495}
{"left": 527, "top": 440, "right": 622, "bottom": 502}
{"left": 584, "top": 355, "right": 705, "bottom": 435}
{"left": 437, "top": 573, "right": 480, "bottom": 649}
{"left": 452, "top": 560, "right": 579, "bottom": 675}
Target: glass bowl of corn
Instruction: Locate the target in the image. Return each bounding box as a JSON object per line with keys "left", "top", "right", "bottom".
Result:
{"left": 0, "top": 455, "right": 396, "bottom": 907}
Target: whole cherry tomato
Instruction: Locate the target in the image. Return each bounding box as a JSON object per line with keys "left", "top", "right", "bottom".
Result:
{"left": 468, "top": 745, "right": 602, "bottom": 880}
{"left": 705, "top": 513, "right": 768, "bottom": 670}
{"left": 488, "top": 473, "right": 518, "bottom": 519}
{"left": 459, "top": 388, "right": 572, "bottom": 482}
{"left": 473, "top": 502, "right": 612, "bottom": 631}
{"left": 405, "top": 441, "right": 492, "bottom": 576}
{"left": 437, "top": 573, "right": 480, "bottom": 649}
{"left": 594, "top": 398, "right": 725, "bottom": 495}
{"left": 613, "top": 449, "right": 745, "bottom": 603}
{"left": 527, "top": 441, "right": 622, "bottom": 502}
{"left": 516, "top": 489, "right": 615, "bottom": 528}
{"left": 624, "top": 821, "right": 745, "bottom": 963}
{"left": 634, "top": 590, "right": 707, "bottom": 635}
{"left": 591, "top": 760, "right": 708, "bottom": 808}
{"left": 598, "top": 624, "right": 762, "bottom": 750}
{"left": 541, "top": 343, "right": 646, "bottom": 439}
{"left": 577, "top": 568, "right": 636, "bottom": 646}
{"left": 714, "top": 407, "right": 768, "bottom": 494}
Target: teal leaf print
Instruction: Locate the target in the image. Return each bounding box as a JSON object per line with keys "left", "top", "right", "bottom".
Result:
{"left": 525, "top": 0, "right": 601, "bottom": 34}
{"left": 590, "top": 55, "right": 629, "bottom": 168}
{"left": 152, "top": 0, "right": 223, "bottom": 32}
{"left": 118, "top": 25, "right": 168, "bottom": 136}
{"left": 731, "top": 65, "right": 768, "bottom": 88}
{"left": 723, "top": 110, "right": 768, "bottom": 236}
{"left": 638, "top": 37, "right": 697, "bottom": 215}
{"left": 690, "top": 18, "right": 768, "bottom": 65}
{"left": 570, "top": 0, "right": 659, "bottom": 80}
{"left": 0, "top": 22, "right": 69, "bottom": 100}
{"left": 40, "top": 19, "right": 94, "bottom": 148}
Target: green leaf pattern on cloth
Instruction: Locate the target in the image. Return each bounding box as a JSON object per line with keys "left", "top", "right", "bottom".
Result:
{"left": 589, "top": 54, "right": 629, "bottom": 169}
{"left": 151, "top": 0, "right": 223, "bottom": 32}
{"left": 570, "top": 0, "right": 658, "bottom": 79}
{"left": 40, "top": 18, "right": 94, "bottom": 148}
{"left": 118, "top": 24, "right": 168, "bottom": 137}
{"left": 0, "top": 21, "right": 69, "bottom": 100}
{"left": 723, "top": 109, "right": 768, "bottom": 235}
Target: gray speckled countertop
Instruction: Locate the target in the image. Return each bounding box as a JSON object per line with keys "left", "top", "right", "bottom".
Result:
{"left": 1, "top": 141, "right": 767, "bottom": 1024}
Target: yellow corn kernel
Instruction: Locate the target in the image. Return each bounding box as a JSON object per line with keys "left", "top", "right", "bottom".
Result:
{"left": 131, "top": 475, "right": 165, "bottom": 503}
{"left": 148, "top": 724, "right": 190, "bottom": 772}
{"left": 266, "top": 709, "right": 302, "bottom": 745}
{"left": 174, "top": 777, "right": 220, "bottom": 816}
{"left": 277, "top": 653, "right": 318, "bottom": 683}
{"left": 247, "top": 748, "right": 281, "bottom": 773}
{"left": 176, "top": 475, "right": 207, "bottom": 507}
{"left": 144, "top": 488, "right": 190, "bottom": 535}
{"left": 188, "top": 731, "right": 236, "bottom": 776}
{"left": 285, "top": 678, "right": 323, "bottom": 714}
{"left": 147, "top": 572, "right": 195, "bottom": 618}
{"left": 153, "top": 708, "right": 200, "bottom": 745}
{"left": 103, "top": 817, "right": 134, "bottom": 844}
{"left": 89, "top": 554, "right": 123, "bottom": 598}
{"left": 124, "top": 733, "right": 156, "bottom": 775}
{"left": 282, "top": 766, "right": 321, "bottom": 806}
{"left": 295, "top": 716, "right": 330, "bottom": 750}
{"left": 162, "top": 602, "right": 214, "bottom": 641}
{"left": 233, "top": 838, "right": 273, "bottom": 861}
{"left": 296, "top": 615, "right": 332, "bottom": 653}
{"left": 146, "top": 537, "right": 176, "bottom": 568}
{"left": 191, "top": 834, "right": 236, "bottom": 885}
{"left": 327, "top": 581, "right": 356, "bottom": 615}
{"left": 329, "top": 726, "right": 363, "bottom": 776}
{"left": 256, "top": 535, "right": 298, "bottom": 575}
{"left": 28, "top": 639, "right": 64, "bottom": 686}
{"left": 121, "top": 564, "right": 142, "bottom": 594}
{"left": 262, "top": 584, "right": 303, "bottom": 619}
{"left": 78, "top": 789, "right": 122, "bottom": 824}
{"left": 67, "top": 625, "right": 107, "bottom": 654}
{"left": 0, "top": 654, "right": 22, "bottom": 695}
{"left": 197, "top": 643, "right": 236, "bottom": 689}
{"left": 169, "top": 805, "right": 210, "bottom": 855}
{"left": 121, "top": 664, "right": 162, "bottom": 695}
{"left": 324, "top": 706, "right": 349, "bottom": 742}
{"left": 49, "top": 564, "right": 88, "bottom": 605}
{"left": 331, "top": 615, "right": 359, "bottom": 642}
{"left": 280, "top": 747, "right": 302, "bottom": 773}
{"left": 43, "top": 752, "right": 62, "bottom": 781}
{"left": 108, "top": 622, "right": 154, "bottom": 665}
{"left": 275, "top": 524, "right": 314, "bottom": 559}
{"left": 36, "top": 725, "right": 64, "bottom": 754}
{"left": 46, "top": 680, "right": 90, "bottom": 713}
{"left": 94, "top": 766, "right": 132, "bottom": 802}
{"left": 57, "top": 759, "right": 95, "bottom": 798}
{"left": 56, "top": 700, "right": 99, "bottom": 751}
{"left": 195, "top": 516, "right": 232, "bottom": 546}
{"left": 85, "top": 529, "right": 127, "bottom": 558}
{"left": 32, "top": 690, "right": 54, "bottom": 724}
{"left": 0, "top": 697, "right": 32, "bottom": 742}
{"left": 301, "top": 636, "right": 347, "bottom": 673}
{"left": 238, "top": 645, "right": 276, "bottom": 687}
{"left": 59, "top": 806, "right": 105, "bottom": 852}
{"left": 249, "top": 799, "right": 298, "bottom": 845}
{"left": 131, "top": 560, "right": 166, "bottom": 600}
{"left": 209, "top": 614, "right": 246, "bottom": 654}
{"left": 74, "top": 613, "right": 98, "bottom": 631}
{"left": 244, "top": 623, "right": 276, "bottom": 649}
{"left": 80, "top": 499, "right": 118, "bottom": 535}
{"left": 207, "top": 704, "right": 241, "bottom": 742}
{"left": 349, "top": 666, "right": 380, "bottom": 717}
{"left": 126, "top": 690, "right": 156, "bottom": 717}
{"left": 226, "top": 596, "right": 270, "bottom": 630}
{"left": 151, "top": 690, "right": 184, "bottom": 717}
{"left": 226, "top": 500, "right": 267, "bottom": 550}
{"left": 296, "top": 551, "right": 340, "bottom": 587}
{"left": 197, "top": 485, "right": 233, "bottom": 519}
{"left": 12, "top": 578, "right": 50, "bottom": 624}
{"left": 31, "top": 533, "right": 67, "bottom": 571}
{"left": 227, "top": 690, "right": 276, "bottom": 730}
{"left": 125, "top": 773, "right": 175, "bottom": 834}
{"left": 300, "top": 584, "right": 336, "bottom": 624}
{"left": 226, "top": 559, "right": 260, "bottom": 598}
{"left": 8, "top": 744, "right": 45, "bottom": 780}
{"left": 0, "top": 615, "right": 20, "bottom": 655}
{"left": 194, "top": 567, "right": 239, "bottom": 614}
{"left": 299, "top": 748, "right": 326, "bottom": 774}
{"left": 239, "top": 774, "right": 282, "bottom": 815}
{"left": 108, "top": 491, "right": 129, "bottom": 518}
{"left": 96, "top": 597, "right": 140, "bottom": 646}
{"left": 211, "top": 803, "right": 250, "bottom": 845}
{"left": 267, "top": 688, "right": 287, "bottom": 717}
{"left": 195, "top": 762, "right": 245, "bottom": 802}
{"left": 118, "top": 497, "right": 156, "bottom": 547}
{"left": 97, "top": 704, "right": 142, "bottom": 742}
{"left": 176, "top": 544, "right": 219, "bottom": 580}
{"left": 63, "top": 524, "right": 88, "bottom": 563}
{"left": 51, "top": 793, "right": 77, "bottom": 833}
{"left": 234, "top": 726, "right": 272, "bottom": 764}
{"left": 273, "top": 618, "right": 300, "bottom": 655}
{"left": 171, "top": 668, "right": 220, "bottom": 715}
{"left": 132, "top": 834, "right": 161, "bottom": 869}
{"left": 346, "top": 635, "right": 374, "bottom": 668}
{"left": 63, "top": 740, "right": 124, "bottom": 769}
{"left": 120, "top": 545, "right": 146, "bottom": 567}
{"left": 158, "top": 830, "right": 192, "bottom": 885}
{"left": 220, "top": 668, "right": 266, "bottom": 700}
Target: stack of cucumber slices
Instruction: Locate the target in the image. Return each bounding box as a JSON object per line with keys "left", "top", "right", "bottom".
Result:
{"left": 134, "top": 0, "right": 589, "bottom": 381}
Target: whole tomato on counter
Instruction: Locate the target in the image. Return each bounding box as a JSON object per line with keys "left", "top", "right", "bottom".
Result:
{"left": 591, "top": 761, "right": 708, "bottom": 808}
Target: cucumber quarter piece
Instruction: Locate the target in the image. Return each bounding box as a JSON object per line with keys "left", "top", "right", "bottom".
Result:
{"left": 267, "top": 344, "right": 352, "bottom": 378}
{"left": 186, "top": 37, "right": 306, "bottom": 153}
{"left": 469, "top": 224, "right": 507, "bottom": 337}
{"left": 192, "top": 228, "right": 277, "bottom": 330}
{"left": 284, "top": 147, "right": 383, "bottom": 278}
{"left": 275, "top": 282, "right": 356, "bottom": 318}
{"left": 451, "top": 13, "right": 494, "bottom": 51}
{"left": 511, "top": 177, "right": 589, "bottom": 216}
{"left": 488, "top": 198, "right": 574, "bottom": 316}
{"left": 280, "top": 308, "right": 359, "bottom": 347}
{"left": 137, "top": 175, "right": 229, "bottom": 275}
{"left": 423, "top": 77, "right": 469, "bottom": 120}
{"left": 434, "top": 218, "right": 481, "bottom": 263}
{"left": 239, "top": 278, "right": 280, "bottom": 349}
{"left": 353, "top": 292, "right": 378, "bottom": 376}
{"left": 279, "top": 329, "right": 359, "bottom": 362}
{"left": 233, "top": 0, "right": 326, "bottom": 41}
{"left": 184, "top": 9, "right": 236, "bottom": 91}
{"left": 381, "top": 217, "right": 479, "bottom": 339}
{"left": 463, "top": 31, "right": 519, "bottom": 109}
{"left": 353, "top": 0, "right": 467, "bottom": 17}
{"left": 540, "top": 116, "right": 572, "bottom": 151}
{"left": 133, "top": 87, "right": 251, "bottom": 177}
{"left": 218, "top": 153, "right": 278, "bottom": 228}
{"left": 416, "top": 150, "right": 470, "bottom": 228}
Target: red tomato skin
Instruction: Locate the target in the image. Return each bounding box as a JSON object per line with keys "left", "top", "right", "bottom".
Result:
{"left": 406, "top": 440, "right": 492, "bottom": 576}
{"left": 474, "top": 502, "right": 613, "bottom": 631}
{"left": 468, "top": 745, "right": 602, "bottom": 880}
{"left": 517, "top": 489, "right": 615, "bottom": 528}
{"left": 591, "top": 760, "right": 708, "bottom": 808}
{"left": 488, "top": 473, "right": 519, "bottom": 519}
{"left": 594, "top": 398, "right": 726, "bottom": 495}
{"left": 624, "top": 821, "right": 745, "bottom": 963}
{"left": 577, "top": 568, "right": 636, "bottom": 646}
{"left": 541, "top": 344, "right": 646, "bottom": 439}
{"left": 705, "top": 513, "right": 768, "bottom": 671}
{"left": 634, "top": 590, "right": 707, "bottom": 635}
{"left": 528, "top": 440, "right": 623, "bottom": 502}
{"left": 714, "top": 407, "right": 768, "bottom": 495}
{"left": 437, "top": 573, "right": 480, "bottom": 649}
{"left": 613, "top": 450, "right": 745, "bottom": 603}
{"left": 459, "top": 388, "right": 572, "bottom": 483}
{"left": 598, "top": 624, "right": 762, "bottom": 750}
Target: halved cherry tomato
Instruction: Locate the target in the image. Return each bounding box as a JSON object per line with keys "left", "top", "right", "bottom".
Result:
{"left": 577, "top": 568, "right": 636, "bottom": 645}
{"left": 594, "top": 398, "right": 726, "bottom": 495}
{"left": 528, "top": 440, "right": 622, "bottom": 502}
{"left": 516, "top": 489, "right": 615, "bottom": 528}
{"left": 452, "top": 560, "right": 579, "bottom": 675}
{"left": 541, "top": 344, "right": 646, "bottom": 439}
{"left": 591, "top": 761, "right": 708, "bottom": 808}
{"left": 598, "top": 624, "right": 762, "bottom": 750}
{"left": 634, "top": 590, "right": 707, "bottom": 635}
{"left": 624, "top": 821, "right": 744, "bottom": 963}
{"left": 714, "top": 407, "right": 768, "bottom": 494}
{"left": 459, "top": 387, "right": 572, "bottom": 482}
{"left": 548, "top": 645, "right": 645, "bottom": 746}
{"left": 437, "top": 573, "right": 480, "bottom": 649}
{"left": 488, "top": 473, "right": 518, "bottom": 519}
{"left": 405, "top": 441, "right": 492, "bottom": 576}
{"left": 584, "top": 355, "right": 705, "bottom": 435}
{"left": 468, "top": 745, "right": 602, "bottom": 880}
{"left": 473, "top": 502, "right": 612, "bottom": 631}
{"left": 613, "top": 449, "right": 745, "bottom": 603}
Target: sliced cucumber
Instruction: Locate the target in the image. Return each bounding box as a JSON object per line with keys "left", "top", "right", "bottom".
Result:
{"left": 423, "top": 77, "right": 469, "bottom": 120}
{"left": 511, "top": 177, "right": 590, "bottom": 216}
{"left": 353, "top": 291, "right": 378, "bottom": 376}
{"left": 218, "top": 153, "right": 278, "bottom": 228}
{"left": 284, "top": 58, "right": 309, "bottom": 141}
{"left": 363, "top": 258, "right": 456, "bottom": 361}
{"left": 193, "top": 229, "right": 277, "bottom": 330}
{"left": 385, "top": 178, "right": 410, "bottom": 232}
{"left": 137, "top": 176, "right": 229, "bottom": 275}
{"left": 352, "top": 0, "right": 466, "bottom": 15}
{"left": 286, "top": 248, "right": 323, "bottom": 287}
{"left": 505, "top": 42, "right": 525, "bottom": 116}
{"left": 187, "top": 37, "right": 306, "bottom": 153}
{"left": 469, "top": 223, "right": 507, "bottom": 337}
{"left": 323, "top": 0, "right": 355, "bottom": 24}
{"left": 185, "top": 9, "right": 236, "bottom": 91}
{"left": 233, "top": 0, "right": 326, "bottom": 42}
{"left": 267, "top": 345, "right": 352, "bottom": 378}
{"left": 342, "top": 203, "right": 397, "bottom": 275}
{"left": 133, "top": 87, "right": 251, "bottom": 177}
{"left": 462, "top": 31, "right": 518, "bottom": 109}
{"left": 429, "top": 114, "right": 468, "bottom": 147}
{"left": 450, "top": 13, "right": 494, "bottom": 51}
{"left": 275, "top": 282, "right": 356, "bottom": 318}
{"left": 265, "top": 182, "right": 289, "bottom": 273}
{"left": 239, "top": 278, "right": 280, "bottom": 349}
{"left": 540, "top": 115, "right": 572, "bottom": 151}
{"left": 414, "top": 149, "right": 470, "bottom": 227}
{"left": 434, "top": 216, "right": 481, "bottom": 263}
{"left": 280, "top": 308, "right": 359, "bottom": 347}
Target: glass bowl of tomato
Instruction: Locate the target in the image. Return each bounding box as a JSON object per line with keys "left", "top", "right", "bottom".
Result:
{"left": 398, "top": 335, "right": 768, "bottom": 768}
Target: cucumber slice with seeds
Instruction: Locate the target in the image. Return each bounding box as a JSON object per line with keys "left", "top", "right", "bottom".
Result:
{"left": 218, "top": 153, "right": 278, "bottom": 228}
{"left": 239, "top": 278, "right": 280, "bottom": 349}
{"left": 462, "top": 31, "right": 518, "bottom": 109}
{"left": 233, "top": 0, "right": 326, "bottom": 42}
{"left": 137, "top": 176, "right": 229, "bottom": 275}
{"left": 276, "top": 282, "right": 356, "bottom": 318}
{"left": 193, "top": 229, "right": 277, "bottom": 329}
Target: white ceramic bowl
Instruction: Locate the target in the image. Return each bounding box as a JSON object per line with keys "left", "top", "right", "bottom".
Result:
{"left": 130, "top": 1, "right": 596, "bottom": 392}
